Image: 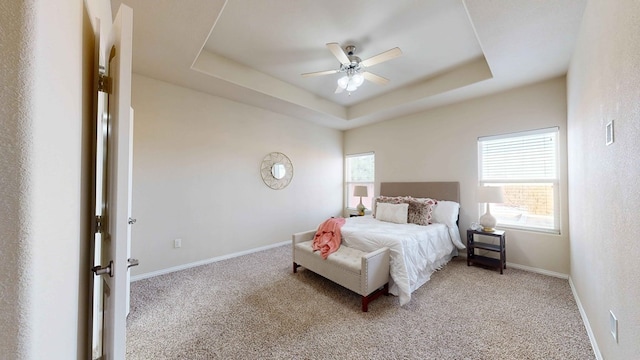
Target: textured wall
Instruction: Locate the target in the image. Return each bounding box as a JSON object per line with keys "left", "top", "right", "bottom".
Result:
{"left": 130, "top": 74, "right": 344, "bottom": 276}
{"left": 0, "top": 0, "right": 35, "bottom": 357}
{"left": 345, "top": 77, "right": 570, "bottom": 275}
{"left": 567, "top": 0, "right": 640, "bottom": 358}
{"left": 0, "top": 0, "right": 89, "bottom": 358}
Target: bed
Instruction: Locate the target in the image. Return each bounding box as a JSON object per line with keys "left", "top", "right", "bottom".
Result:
{"left": 341, "top": 181, "right": 464, "bottom": 306}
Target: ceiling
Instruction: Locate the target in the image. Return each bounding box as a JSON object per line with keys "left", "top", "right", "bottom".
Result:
{"left": 111, "top": 0, "right": 587, "bottom": 130}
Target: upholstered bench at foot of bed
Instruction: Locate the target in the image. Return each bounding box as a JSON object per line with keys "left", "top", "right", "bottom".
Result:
{"left": 292, "top": 230, "right": 390, "bottom": 312}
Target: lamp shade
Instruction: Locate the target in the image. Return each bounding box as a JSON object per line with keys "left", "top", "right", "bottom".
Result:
{"left": 346, "top": 81, "right": 358, "bottom": 92}
{"left": 337, "top": 75, "right": 349, "bottom": 89}
{"left": 353, "top": 185, "right": 368, "bottom": 197}
{"left": 478, "top": 186, "right": 503, "bottom": 232}
{"left": 352, "top": 73, "right": 364, "bottom": 86}
{"left": 478, "top": 186, "right": 504, "bottom": 204}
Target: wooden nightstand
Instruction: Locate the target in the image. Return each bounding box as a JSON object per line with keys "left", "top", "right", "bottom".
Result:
{"left": 466, "top": 229, "right": 506, "bottom": 274}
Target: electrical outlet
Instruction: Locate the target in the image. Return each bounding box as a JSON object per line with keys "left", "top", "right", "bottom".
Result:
{"left": 174, "top": 238, "right": 182, "bottom": 248}
{"left": 610, "top": 310, "right": 618, "bottom": 343}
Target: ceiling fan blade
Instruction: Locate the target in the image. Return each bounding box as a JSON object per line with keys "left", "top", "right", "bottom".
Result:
{"left": 334, "top": 85, "right": 345, "bottom": 94}
{"left": 363, "top": 71, "right": 390, "bottom": 85}
{"left": 360, "top": 47, "right": 402, "bottom": 67}
{"left": 301, "top": 69, "right": 339, "bottom": 77}
{"left": 326, "top": 42, "right": 351, "bottom": 66}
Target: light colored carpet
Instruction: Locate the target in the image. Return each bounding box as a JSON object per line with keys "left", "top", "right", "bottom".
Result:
{"left": 126, "top": 245, "right": 594, "bottom": 359}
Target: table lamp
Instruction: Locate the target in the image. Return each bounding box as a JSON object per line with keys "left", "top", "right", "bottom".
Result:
{"left": 478, "top": 186, "right": 504, "bottom": 232}
{"left": 353, "top": 186, "right": 368, "bottom": 215}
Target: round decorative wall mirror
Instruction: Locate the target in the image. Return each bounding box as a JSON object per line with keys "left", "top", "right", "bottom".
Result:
{"left": 271, "top": 163, "right": 286, "bottom": 179}
{"left": 261, "top": 152, "right": 293, "bottom": 190}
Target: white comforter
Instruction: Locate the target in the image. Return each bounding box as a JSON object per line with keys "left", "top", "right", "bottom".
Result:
{"left": 341, "top": 216, "right": 465, "bottom": 306}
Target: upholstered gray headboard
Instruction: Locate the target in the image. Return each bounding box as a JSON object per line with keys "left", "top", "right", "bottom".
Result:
{"left": 379, "top": 182, "right": 460, "bottom": 202}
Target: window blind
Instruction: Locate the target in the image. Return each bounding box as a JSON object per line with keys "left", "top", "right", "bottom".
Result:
{"left": 479, "top": 128, "right": 558, "bottom": 182}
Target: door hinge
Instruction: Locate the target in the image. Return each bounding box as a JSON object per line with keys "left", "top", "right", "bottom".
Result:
{"left": 95, "top": 215, "right": 103, "bottom": 233}
{"left": 98, "top": 73, "right": 112, "bottom": 94}
{"left": 92, "top": 260, "right": 113, "bottom": 277}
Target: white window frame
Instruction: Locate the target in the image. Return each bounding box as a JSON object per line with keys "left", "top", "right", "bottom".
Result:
{"left": 345, "top": 152, "right": 375, "bottom": 211}
{"left": 478, "top": 127, "right": 560, "bottom": 234}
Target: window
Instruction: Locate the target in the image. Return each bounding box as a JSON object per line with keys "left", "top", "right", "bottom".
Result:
{"left": 478, "top": 127, "right": 560, "bottom": 233}
{"left": 345, "top": 152, "right": 374, "bottom": 210}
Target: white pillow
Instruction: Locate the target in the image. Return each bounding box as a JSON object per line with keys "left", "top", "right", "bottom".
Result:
{"left": 375, "top": 202, "right": 409, "bottom": 224}
{"left": 431, "top": 200, "right": 460, "bottom": 227}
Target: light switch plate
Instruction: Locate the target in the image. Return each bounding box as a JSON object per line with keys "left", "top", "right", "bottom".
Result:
{"left": 606, "top": 120, "right": 614, "bottom": 145}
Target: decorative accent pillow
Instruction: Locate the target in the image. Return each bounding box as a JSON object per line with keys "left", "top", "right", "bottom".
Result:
{"left": 372, "top": 196, "right": 405, "bottom": 217}
{"left": 375, "top": 202, "right": 409, "bottom": 224}
{"left": 373, "top": 196, "right": 437, "bottom": 225}
{"left": 406, "top": 196, "right": 438, "bottom": 225}
{"left": 405, "top": 197, "right": 437, "bottom": 225}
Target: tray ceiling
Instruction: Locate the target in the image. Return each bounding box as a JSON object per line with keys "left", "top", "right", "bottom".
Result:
{"left": 112, "top": 0, "right": 587, "bottom": 129}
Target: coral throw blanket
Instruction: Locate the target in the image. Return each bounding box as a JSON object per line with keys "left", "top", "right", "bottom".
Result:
{"left": 312, "top": 217, "right": 346, "bottom": 259}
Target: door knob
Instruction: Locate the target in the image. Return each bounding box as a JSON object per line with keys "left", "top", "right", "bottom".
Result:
{"left": 128, "top": 217, "right": 137, "bottom": 225}
{"left": 127, "top": 258, "right": 139, "bottom": 268}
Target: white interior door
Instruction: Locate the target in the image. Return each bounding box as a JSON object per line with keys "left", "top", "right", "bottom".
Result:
{"left": 90, "top": 4, "right": 134, "bottom": 360}
{"left": 126, "top": 107, "right": 135, "bottom": 317}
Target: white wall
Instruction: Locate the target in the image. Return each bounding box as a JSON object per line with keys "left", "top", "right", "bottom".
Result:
{"left": 345, "top": 77, "right": 570, "bottom": 275}
{"left": 130, "top": 74, "right": 343, "bottom": 276}
{"left": 0, "top": 0, "right": 94, "bottom": 358}
{"left": 567, "top": 0, "right": 640, "bottom": 358}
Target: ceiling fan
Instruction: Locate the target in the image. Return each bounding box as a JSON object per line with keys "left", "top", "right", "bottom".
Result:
{"left": 302, "top": 43, "right": 402, "bottom": 94}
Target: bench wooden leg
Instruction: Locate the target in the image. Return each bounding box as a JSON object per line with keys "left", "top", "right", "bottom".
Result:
{"left": 293, "top": 262, "right": 300, "bottom": 273}
{"left": 361, "top": 283, "right": 389, "bottom": 312}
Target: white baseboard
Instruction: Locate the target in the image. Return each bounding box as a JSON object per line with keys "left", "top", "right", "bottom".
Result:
{"left": 131, "top": 240, "right": 290, "bottom": 282}
{"left": 569, "top": 276, "right": 602, "bottom": 360}
{"left": 505, "top": 262, "right": 569, "bottom": 279}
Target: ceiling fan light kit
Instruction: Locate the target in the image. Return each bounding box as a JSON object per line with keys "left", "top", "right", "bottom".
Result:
{"left": 302, "top": 43, "right": 402, "bottom": 95}
{"left": 338, "top": 70, "right": 365, "bottom": 92}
